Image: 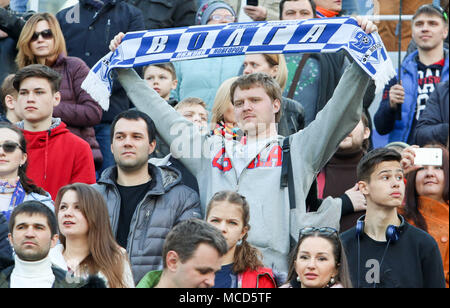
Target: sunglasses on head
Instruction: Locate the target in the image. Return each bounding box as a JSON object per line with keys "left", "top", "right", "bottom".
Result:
{"left": 0, "top": 142, "right": 24, "bottom": 153}
{"left": 30, "top": 29, "right": 53, "bottom": 42}
{"left": 298, "top": 227, "right": 338, "bottom": 239}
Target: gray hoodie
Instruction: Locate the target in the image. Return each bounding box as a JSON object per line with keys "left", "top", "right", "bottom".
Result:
{"left": 116, "top": 62, "right": 370, "bottom": 273}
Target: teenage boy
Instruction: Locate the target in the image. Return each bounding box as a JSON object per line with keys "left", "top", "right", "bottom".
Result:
{"left": 143, "top": 63, "right": 178, "bottom": 107}
{"left": 13, "top": 64, "right": 96, "bottom": 200}
{"left": 340, "top": 148, "right": 445, "bottom": 288}
{"left": 110, "top": 18, "right": 376, "bottom": 273}
{"left": 137, "top": 218, "right": 227, "bottom": 288}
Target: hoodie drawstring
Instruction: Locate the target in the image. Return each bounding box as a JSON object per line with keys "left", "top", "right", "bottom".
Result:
{"left": 44, "top": 129, "right": 50, "bottom": 182}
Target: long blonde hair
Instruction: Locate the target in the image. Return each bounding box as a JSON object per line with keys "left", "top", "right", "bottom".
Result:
{"left": 211, "top": 76, "right": 238, "bottom": 128}
{"left": 261, "top": 54, "right": 288, "bottom": 91}
{"left": 16, "top": 12, "right": 67, "bottom": 69}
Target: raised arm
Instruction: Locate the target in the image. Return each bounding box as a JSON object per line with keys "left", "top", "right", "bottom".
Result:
{"left": 110, "top": 33, "right": 208, "bottom": 176}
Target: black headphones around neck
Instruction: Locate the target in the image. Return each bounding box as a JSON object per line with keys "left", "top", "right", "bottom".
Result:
{"left": 356, "top": 214, "right": 405, "bottom": 243}
{"left": 356, "top": 214, "right": 405, "bottom": 287}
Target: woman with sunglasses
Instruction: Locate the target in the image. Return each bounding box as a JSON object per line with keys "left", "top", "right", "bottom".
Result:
{"left": 15, "top": 12, "right": 103, "bottom": 170}
{"left": 282, "top": 227, "right": 352, "bottom": 288}
{"left": 0, "top": 122, "right": 53, "bottom": 235}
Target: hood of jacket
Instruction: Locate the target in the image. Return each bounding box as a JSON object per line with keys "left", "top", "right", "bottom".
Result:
{"left": 97, "top": 162, "right": 183, "bottom": 194}
{"left": 80, "top": 0, "right": 118, "bottom": 9}
{"left": 17, "top": 118, "right": 69, "bottom": 182}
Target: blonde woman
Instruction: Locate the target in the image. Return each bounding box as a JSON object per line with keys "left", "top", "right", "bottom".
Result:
{"left": 242, "top": 53, "right": 304, "bottom": 137}
{"left": 211, "top": 77, "right": 243, "bottom": 141}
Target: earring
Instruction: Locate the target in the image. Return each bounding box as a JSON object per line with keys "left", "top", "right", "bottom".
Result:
{"left": 328, "top": 276, "right": 336, "bottom": 287}
{"left": 237, "top": 238, "right": 243, "bottom": 246}
{"left": 296, "top": 276, "right": 301, "bottom": 282}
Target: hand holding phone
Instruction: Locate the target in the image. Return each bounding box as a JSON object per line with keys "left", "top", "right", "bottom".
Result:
{"left": 413, "top": 148, "right": 443, "bottom": 166}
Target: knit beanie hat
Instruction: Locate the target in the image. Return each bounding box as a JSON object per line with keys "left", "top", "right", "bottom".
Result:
{"left": 195, "top": 0, "right": 236, "bottom": 25}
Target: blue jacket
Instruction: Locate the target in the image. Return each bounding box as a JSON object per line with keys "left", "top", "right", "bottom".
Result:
{"left": 174, "top": 55, "right": 244, "bottom": 111}
{"left": 374, "top": 50, "right": 449, "bottom": 143}
{"left": 415, "top": 80, "right": 449, "bottom": 146}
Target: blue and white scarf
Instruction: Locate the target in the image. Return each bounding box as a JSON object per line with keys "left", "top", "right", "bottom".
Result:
{"left": 82, "top": 17, "right": 395, "bottom": 111}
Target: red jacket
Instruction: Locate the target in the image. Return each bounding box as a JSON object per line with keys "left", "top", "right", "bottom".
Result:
{"left": 237, "top": 267, "right": 277, "bottom": 288}
{"left": 22, "top": 120, "right": 96, "bottom": 200}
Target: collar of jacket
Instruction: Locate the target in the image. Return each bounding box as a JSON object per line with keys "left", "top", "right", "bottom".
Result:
{"left": 80, "top": 0, "right": 117, "bottom": 8}
{"left": 98, "top": 163, "right": 182, "bottom": 195}
{"left": 402, "top": 48, "right": 449, "bottom": 73}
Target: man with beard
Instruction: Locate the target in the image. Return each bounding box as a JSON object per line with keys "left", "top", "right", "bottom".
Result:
{"left": 317, "top": 113, "right": 371, "bottom": 232}
{"left": 92, "top": 109, "right": 201, "bottom": 285}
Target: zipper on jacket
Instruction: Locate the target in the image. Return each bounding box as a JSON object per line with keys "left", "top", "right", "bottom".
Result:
{"left": 105, "top": 19, "right": 111, "bottom": 45}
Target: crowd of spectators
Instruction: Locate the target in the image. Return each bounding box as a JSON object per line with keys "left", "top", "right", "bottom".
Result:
{"left": 0, "top": 0, "right": 448, "bottom": 289}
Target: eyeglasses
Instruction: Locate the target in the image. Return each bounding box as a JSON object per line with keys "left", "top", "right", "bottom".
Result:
{"left": 209, "top": 14, "right": 236, "bottom": 22}
{"left": 298, "top": 227, "right": 338, "bottom": 239}
{"left": 30, "top": 29, "right": 53, "bottom": 42}
{"left": 0, "top": 142, "right": 24, "bottom": 153}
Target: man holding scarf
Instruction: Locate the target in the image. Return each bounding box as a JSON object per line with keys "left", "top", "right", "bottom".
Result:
{"left": 105, "top": 17, "right": 379, "bottom": 274}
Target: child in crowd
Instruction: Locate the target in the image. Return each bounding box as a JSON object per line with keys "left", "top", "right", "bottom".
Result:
{"left": 0, "top": 74, "right": 22, "bottom": 123}
{"left": 143, "top": 63, "right": 178, "bottom": 107}
{"left": 174, "top": 97, "right": 209, "bottom": 130}
{"left": 206, "top": 191, "right": 277, "bottom": 288}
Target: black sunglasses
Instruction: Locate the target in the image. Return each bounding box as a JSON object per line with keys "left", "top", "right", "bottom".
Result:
{"left": 298, "top": 227, "right": 338, "bottom": 239}
{"left": 0, "top": 142, "right": 24, "bottom": 153}
{"left": 31, "top": 29, "right": 53, "bottom": 42}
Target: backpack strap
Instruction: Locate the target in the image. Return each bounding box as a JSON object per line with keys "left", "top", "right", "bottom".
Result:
{"left": 287, "top": 54, "right": 310, "bottom": 99}
{"left": 281, "top": 136, "right": 298, "bottom": 250}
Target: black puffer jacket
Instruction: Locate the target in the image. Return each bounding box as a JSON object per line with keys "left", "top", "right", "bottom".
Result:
{"left": 56, "top": 0, "right": 145, "bottom": 122}
{"left": 124, "top": 0, "right": 197, "bottom": 30}
{"left": 0, "top": 6, "right": 33, "bottom": 84}
{"left": 0, "top": 214, "right": 11, "bottom": 261}
{"left": 278, "top": 97, "right": 305, "bottom": 137}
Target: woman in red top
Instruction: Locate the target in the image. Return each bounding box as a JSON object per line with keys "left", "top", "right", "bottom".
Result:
{"left": 206, "top": 191, "right": 277, "bottom": 288}
{"left": 402, "top": 143, "right": 449, "bottom": 287}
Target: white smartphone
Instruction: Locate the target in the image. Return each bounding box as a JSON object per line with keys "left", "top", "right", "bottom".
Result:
{"left": 413, "top": 148, "right": 443, "bottom": 166}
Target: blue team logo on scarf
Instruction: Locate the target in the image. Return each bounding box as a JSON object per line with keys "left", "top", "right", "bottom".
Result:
{"left": 350, "top": 31, "right": 373, "bottom": 52}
